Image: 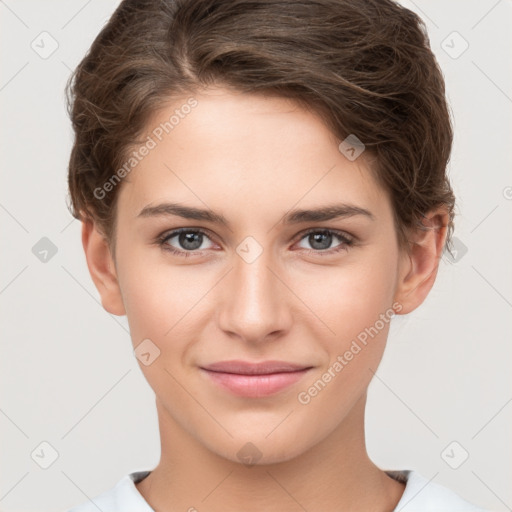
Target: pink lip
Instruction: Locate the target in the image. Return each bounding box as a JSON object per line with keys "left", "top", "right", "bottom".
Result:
{"left": 200, "top": 360, "right": 312, "bottom": 397}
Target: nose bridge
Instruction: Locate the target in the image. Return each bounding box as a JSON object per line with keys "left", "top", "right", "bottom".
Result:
{"left": 217, "top": 243, "right": 290, "bottom": 341}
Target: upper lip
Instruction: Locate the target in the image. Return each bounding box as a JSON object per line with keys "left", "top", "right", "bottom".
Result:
{"left": 201, "top": 360, "right": 312, "bottom": 375}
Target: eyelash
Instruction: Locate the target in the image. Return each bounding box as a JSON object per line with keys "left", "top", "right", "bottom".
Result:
{"left": 156, "top": 227, "right": 355, "bottom": 258}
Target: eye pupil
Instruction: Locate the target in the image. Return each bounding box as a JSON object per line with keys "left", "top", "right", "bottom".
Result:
{"left": 309, "top": 231, "right": 332, "bottom": 250}
{"left": 179, "top": 232, "right": 203, "bottom": 250}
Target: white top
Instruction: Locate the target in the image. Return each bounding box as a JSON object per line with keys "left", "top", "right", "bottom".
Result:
{"left": 66, "top": 469, "right": 489, "bottom": 512}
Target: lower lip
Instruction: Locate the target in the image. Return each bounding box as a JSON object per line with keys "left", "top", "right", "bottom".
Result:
{"left": 200, "top": 368, "right": 310, "bottom": 397}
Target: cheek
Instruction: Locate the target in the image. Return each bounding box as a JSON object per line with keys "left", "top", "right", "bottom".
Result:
{"left": 117, "top": 263, "right": 207, "bottom": 394}
{"left": 293, "top": 260, "right": 397, "bottom": 423}
{"left": 119, "top": 241, "right": 397, "bottom": 350}
{"left": 117, "top": 251, "right": 212, "bottom": 347}
{"left": 295, "top": 252, "right": 397, "bottom": 344}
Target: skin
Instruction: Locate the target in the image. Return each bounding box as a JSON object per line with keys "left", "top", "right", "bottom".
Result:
{"left": 82, "top": 86, "right": 448, "bottom": 512}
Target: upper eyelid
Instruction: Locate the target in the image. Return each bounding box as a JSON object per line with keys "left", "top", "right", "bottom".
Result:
{"left": 160, "top": 227, "right": 217, "bottom": 245}
{"left": 298, "top": 227, "right": 353, "bottom": 239}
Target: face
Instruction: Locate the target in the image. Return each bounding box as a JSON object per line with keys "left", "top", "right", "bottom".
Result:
{"left": 90, "top": 86, "right": 418, "bottom": 465}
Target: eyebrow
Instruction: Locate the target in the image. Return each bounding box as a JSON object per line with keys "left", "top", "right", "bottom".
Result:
{"left": 137, "top": 202, "right": 375, "bottom": 226}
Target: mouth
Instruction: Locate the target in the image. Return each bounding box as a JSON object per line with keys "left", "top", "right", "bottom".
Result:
{"left": 199, "top": 360, "right": 313, "bottom": 397}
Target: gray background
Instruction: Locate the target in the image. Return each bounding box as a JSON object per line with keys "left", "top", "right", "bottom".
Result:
{"left": 0, "top": 1, "right": 511, "bottom": 511}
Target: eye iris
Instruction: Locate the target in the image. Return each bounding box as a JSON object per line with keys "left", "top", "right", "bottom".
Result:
{"left": 179, "top": 232, "right": 203, "bottom": 250}
{"left": 309, "top": 232, "right": 332, "bottom": 250}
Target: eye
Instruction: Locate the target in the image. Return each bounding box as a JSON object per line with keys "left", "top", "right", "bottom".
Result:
{"left": 295, "top": 229, "right": 354, "bottom": 255}
{"left": 157, "top": 228, "right": 216, "bottom": 257}
{"left": 156, "top": 227, "right": 355, "bottom": 258}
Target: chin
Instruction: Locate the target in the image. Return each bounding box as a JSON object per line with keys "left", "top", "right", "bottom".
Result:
{"left": 208, "top": 434, "right": 311, "bottom": 468}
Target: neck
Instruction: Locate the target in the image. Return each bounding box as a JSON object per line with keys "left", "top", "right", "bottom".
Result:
{"left": 136, "top": 394, "right": 405, "bottom": 512}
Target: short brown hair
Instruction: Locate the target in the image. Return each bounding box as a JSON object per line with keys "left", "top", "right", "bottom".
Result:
{"left": 66, "top": 0, "right": 455, "bottom": 255}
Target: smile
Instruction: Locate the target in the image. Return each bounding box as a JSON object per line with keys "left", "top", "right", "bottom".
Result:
{"left": 200, "top": 360, "right": 313, "bottom": 397}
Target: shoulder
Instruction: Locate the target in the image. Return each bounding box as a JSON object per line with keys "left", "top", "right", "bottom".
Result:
{"left": 64, "top": 470, "right": 153, "bottom": 512}
{"left": 389, "top": 470, "right": 490, "bottom": 512}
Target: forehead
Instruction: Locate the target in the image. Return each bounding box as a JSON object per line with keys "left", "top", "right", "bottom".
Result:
{"left": 117, "top": 87, "right": 388, "bottom": 221}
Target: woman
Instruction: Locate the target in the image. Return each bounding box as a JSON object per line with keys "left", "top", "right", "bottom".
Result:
{"left": 64, "top": 0, "right": 488, "bottom": 510}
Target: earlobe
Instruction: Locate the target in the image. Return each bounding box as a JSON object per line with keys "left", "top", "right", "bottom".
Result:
{"left": 81, "top": 219, "right": 126, "bottom": 316}
{"left": 393, "top": 209, "right": 449, "bottom": 315}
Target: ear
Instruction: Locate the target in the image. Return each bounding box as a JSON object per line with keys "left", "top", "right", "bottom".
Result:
{"left": 81, "top": 219, "right": 126, "bottom": 316}
{"left": 393, "top": 207, "right": 449, "bottom": 315}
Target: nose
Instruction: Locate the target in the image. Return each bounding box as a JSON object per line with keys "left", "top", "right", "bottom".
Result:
{"left": 216, "top": 246, "right": 293, "bottom": 344}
